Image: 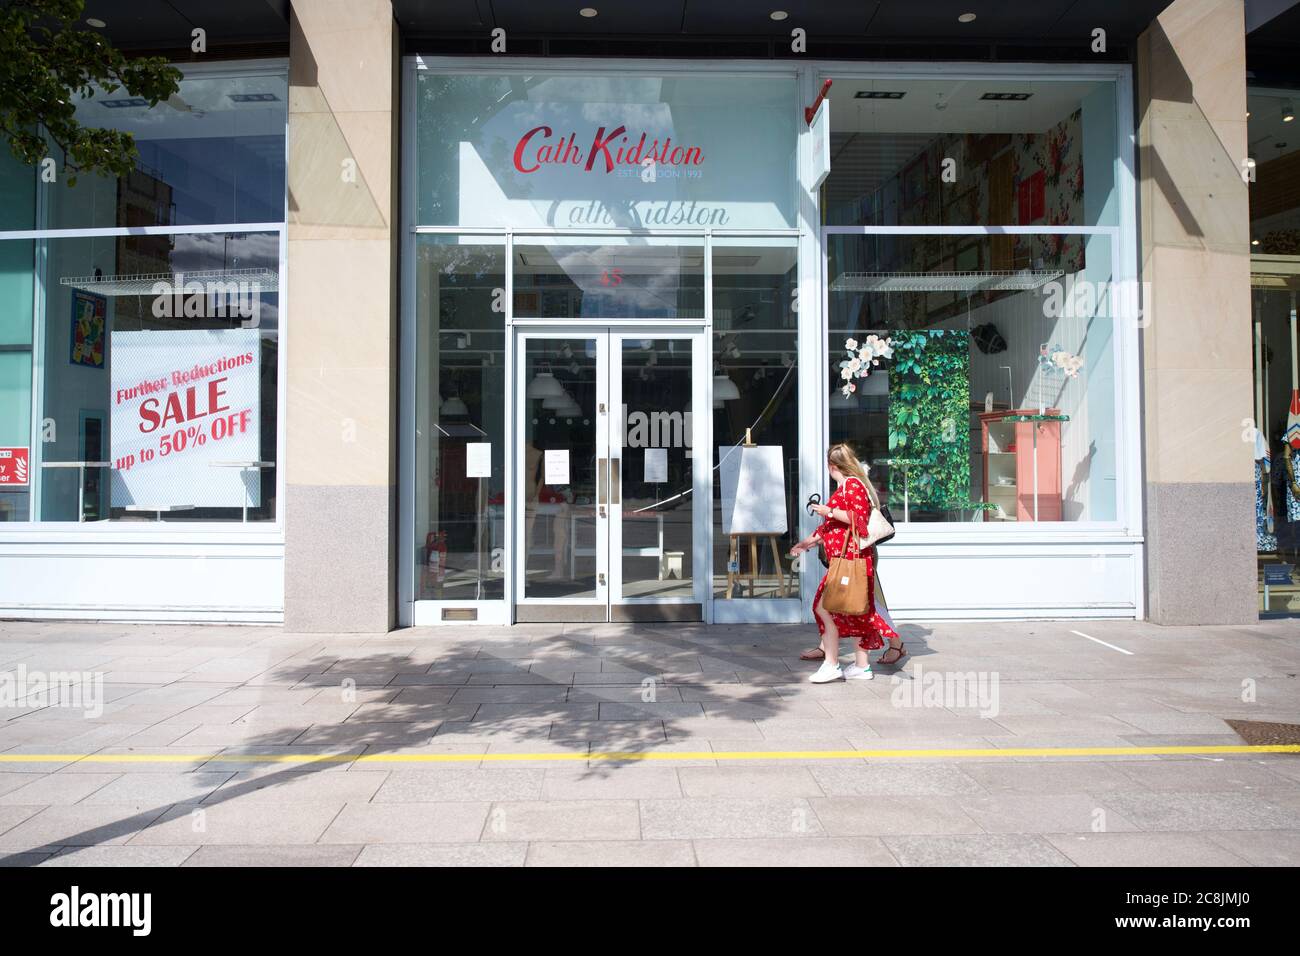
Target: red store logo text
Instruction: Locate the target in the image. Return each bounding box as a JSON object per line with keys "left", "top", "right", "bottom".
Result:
{"left": 513, "top": 125, "right": 704, "bottom": 174}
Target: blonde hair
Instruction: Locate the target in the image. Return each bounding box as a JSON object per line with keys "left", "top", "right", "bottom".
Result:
{"left": 828, "top": 442, "right": 881, "bottom": 509}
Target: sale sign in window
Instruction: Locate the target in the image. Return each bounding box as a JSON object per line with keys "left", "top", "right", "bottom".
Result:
{"left": 110, "top": 330, "right": 262, "bottom": 508}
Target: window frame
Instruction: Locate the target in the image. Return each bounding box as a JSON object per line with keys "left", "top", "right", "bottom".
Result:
{"left": 0, "top": 58, "right": 289, "bottom": 541}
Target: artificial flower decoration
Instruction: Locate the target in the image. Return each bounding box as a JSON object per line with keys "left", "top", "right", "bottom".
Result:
{"left": 1038, "top": 342, "right": 1084, "bottom": 379}
{"left": 839, "top": 334, "right": 894, "bottom": 397}
{"left": 863, "top": 334, "right": 894, "bottom": 359}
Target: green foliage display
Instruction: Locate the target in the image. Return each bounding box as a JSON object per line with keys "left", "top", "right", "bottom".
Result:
{"left": 0, "top": 0, "right": 181, "bottom": 184}
{"left": 887, "top": 329, "right": 971, "bottom": 509}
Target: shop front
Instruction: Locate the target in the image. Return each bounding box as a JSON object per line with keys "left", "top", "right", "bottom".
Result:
{"left": 1247, "top": 84, "right": 1300, "bottom": 615}
{"left": 398, "top": 57, "right": 1143, "bottom": 627}
{"left": 0, "top": 60, "right": 287, "bottom": 621}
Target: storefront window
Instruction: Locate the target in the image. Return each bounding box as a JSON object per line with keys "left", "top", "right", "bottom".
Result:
{"left": 415, "top": 71, "right": 798, "bottom": 230}
{"left": 46, "top": 71, "right": 287, "bottom": 229}
{"left": 414, "top": 236, "right": 507, "bottom": 601}
{"left": 513, "top": 237, "right": 704, "bottom": 319}
{"left": 827, "top": 232, "right": 1118, "bottom": 523}
{"left": 822, "top": 77, "right": 1118, "bottom": 229}
{"left": 36, "top": 232, "right": 280, "bottom": 522}
{"left": 1248, "top": 86, "right": 1300, "bottom": 613}
{"left": 712, "top": 240, "right": 799, "bottom": 598}
{"left": 0, "top": 66, "right": 287, "bottom": 524}
{"left": 0, "top": 143, "right": 36, "bottom": 520}
{"left": 0, "top": 137, "right": 35, "bottom": 231}
{"left": 0, "top": 242, "right": 33, "bottom": 522}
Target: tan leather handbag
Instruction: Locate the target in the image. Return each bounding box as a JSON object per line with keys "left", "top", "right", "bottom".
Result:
{"left": 821, "top": 521, "right": 870, "bottom": 615}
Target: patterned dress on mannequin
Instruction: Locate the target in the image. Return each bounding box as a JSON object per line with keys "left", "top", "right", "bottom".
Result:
{"left": 1256, "top": 430, "right": 1277, "bottom": 553}
{"left": 1288, "top": 446, "right": 1300, "bottom": 524}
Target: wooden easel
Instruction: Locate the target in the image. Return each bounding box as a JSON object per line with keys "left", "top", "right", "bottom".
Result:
{"left": 726, "top": 429, "right": 790, "bottom": 599}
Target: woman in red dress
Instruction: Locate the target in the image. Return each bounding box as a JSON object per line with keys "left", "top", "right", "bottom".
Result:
{"left": 789, "top": 443, "right": 902, "bottom": 683}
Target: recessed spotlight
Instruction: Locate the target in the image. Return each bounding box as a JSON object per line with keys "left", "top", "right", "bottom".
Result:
{"left": 1283, "top": 102, "right": 1295, "bottom": 123}
{"left": 579, "top": 6, "right": 597, "bottom": 17}
{"left": 958, "top": 12, "right": 977, "bottom": 23}
{"left": 86, "top": 17, "right": 106, "bottom": 28}
{"left": 770, "top": 10, "right": 788, "bottom": 20}
{"left": 1252, "top": 238, "right": 1261, "bottom": 246}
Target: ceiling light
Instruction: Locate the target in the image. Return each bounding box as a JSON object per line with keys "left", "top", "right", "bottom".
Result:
{"left": 439, "top": 395, "right": 469, "bottom": 417}
{"left": 958, "top": 12, "right": 977, "bottom": 23}
{"left": 1283, "top": 102, "right": 1294, "bottom": 122}
{"left": 1252, "top": 238, "right": 1261, "bottom": 246}
{"left": 856, "top": 91, "right": 905, "bottom": 99}
{"left": 713, "top": 373, "right": 741, "bottom": 402}
{"left": 770, "top": 11, "right": 789, "bottom": 20}
{"left": 526, "top": 371, "right": 565, "bottom": 399}
{"left": 229, "top": 92, "right": 280, "bottom": 103}
{"left": 86, "top": 18, "right": 107, "bottom": 28}
{"left": 579, "top": 7, "right": 598, "bottom": 16}
{"left": 981, "top": 92, "right": 1033, "bottom": 101}
{"left": 99, "top": 98, "right": 149, "bottom": 109}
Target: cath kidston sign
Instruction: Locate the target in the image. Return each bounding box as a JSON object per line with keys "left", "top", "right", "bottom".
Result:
{"left": 460, "top": 83, "right": 798, "bottom": 230}
{"left": 110, "top": 330, "right": 261, "bottom": 509}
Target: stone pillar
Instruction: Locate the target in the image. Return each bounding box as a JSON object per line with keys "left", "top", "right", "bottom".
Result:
{"left": 284, "top": 0, "right": 398, "bottom": 631}
{"left": 1137, "top": 0, "right": 1256, "bottom": 624}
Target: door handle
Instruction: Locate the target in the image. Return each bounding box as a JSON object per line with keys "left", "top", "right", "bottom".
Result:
{"left": 610, "top": 458, "right": 621, "bottom": 505}
{"left": 597, "top": 457, "right": 608, "bottom": 506}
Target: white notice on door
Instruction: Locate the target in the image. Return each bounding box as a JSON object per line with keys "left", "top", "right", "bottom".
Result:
{"left": 466, "top": 443, "right": 491, "bottom": 478}
{"left": 644, "top": 447, "right": 667, "bottom": 483}
{"left": 544, "top": 449, "right": 569, "bottom": 486}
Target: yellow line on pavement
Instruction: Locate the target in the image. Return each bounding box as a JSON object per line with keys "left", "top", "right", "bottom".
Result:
{"left": 0, "top": 744, "right": 1297, "bottom": 764}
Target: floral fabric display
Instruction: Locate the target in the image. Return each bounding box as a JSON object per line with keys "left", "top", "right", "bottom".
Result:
{"left": 838, "top": 334, "right": 894, "bottom": 398}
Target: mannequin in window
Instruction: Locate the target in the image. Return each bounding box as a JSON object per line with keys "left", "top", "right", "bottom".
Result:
{"left": 1256, "top": 428, "right": 1277, "bottom": 554}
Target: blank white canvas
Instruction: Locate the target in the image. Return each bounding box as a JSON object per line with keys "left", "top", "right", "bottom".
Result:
{"left": 718, "top": 445, "right": 787, "bottom": 535}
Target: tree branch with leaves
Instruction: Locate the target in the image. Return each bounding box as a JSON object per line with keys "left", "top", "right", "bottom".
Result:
{"left": 0, "top": 0, "right": 181, "bottom": 184}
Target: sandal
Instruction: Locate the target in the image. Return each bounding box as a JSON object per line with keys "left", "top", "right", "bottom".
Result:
{"left": 799, "top": 647, "right": 826, "bottom": 661}
{"left": 877, "top": 644, "right": 907, "bottom": 666}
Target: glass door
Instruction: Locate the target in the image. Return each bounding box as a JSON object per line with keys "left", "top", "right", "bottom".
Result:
{"left": 514, "top": 327, "right": 705, "bottom": 622}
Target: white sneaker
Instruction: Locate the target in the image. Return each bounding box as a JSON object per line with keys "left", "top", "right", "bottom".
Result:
{"left": 843, "top": 664, "right": 874, "bottom": 681}
{"left": 809, "top": 660, "right": 844, "bottom": 683}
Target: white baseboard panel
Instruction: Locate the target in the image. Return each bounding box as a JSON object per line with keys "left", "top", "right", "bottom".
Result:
{"left": 0, "top": 542, "right": 283, "bottom": 623}
{"left": 877, "top": 542, "right": 1142, "bottom": 619}
{"left": 890, "top": 606, "right": 1137, "bottom": 621}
